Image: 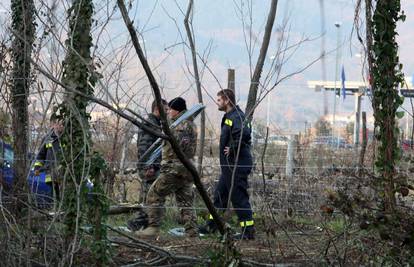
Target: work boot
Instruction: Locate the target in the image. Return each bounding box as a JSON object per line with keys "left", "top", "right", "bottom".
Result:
{"left": 135, "top": 226, "right": 160, "bottom": 237}
{"left": 198, "top": 220, "right": 218, "bottom": 235}
{"left": 233, "top": 226, "right": 255, "bottom": 240}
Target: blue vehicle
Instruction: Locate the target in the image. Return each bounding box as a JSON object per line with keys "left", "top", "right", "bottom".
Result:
{"left": 1, "top": 139, "right": 53, "bottom": 206}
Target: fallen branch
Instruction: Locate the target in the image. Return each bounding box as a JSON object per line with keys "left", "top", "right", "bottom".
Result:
{"left": 108, "top": 204, "right": 143, "bottom": 215}
{"left": 108, "top": 231, "right": 208, "bottom": 266}
{"left": 107, "top": 224, "right": 172, "bottom": 257}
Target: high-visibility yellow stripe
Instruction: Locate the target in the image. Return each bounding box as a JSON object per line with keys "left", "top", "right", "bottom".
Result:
{"left": 46, "top": 143, "right": 53, "bottom": 148}
{"left": 34, "top": 162, "right": 43, "bottom": 167}
{"left": 240, "top": 220, "right": 254, "bottom": 227}
{"left": 208, "top": 214, "right": 213, "bottom": 220}
{"left": 45, "top": 175, "right": 52, "bottom": 183}
{"left": 224, "top": 119, "right": 233, "bottom": 127}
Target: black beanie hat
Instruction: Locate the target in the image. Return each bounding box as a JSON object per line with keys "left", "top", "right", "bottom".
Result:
{"left": 168, "top": 97, "right": 187, "bottom": 112}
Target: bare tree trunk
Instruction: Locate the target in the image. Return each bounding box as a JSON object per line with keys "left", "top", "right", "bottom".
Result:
{"left": 10, "top": 0, "right": 35, "bottom": 213}
{"left": 261, "top": 127, "right": 269, "bottom": 193}
{"left": 107, "top": 115, "right": 121, "bottom": 197}
{"left": 245, "top": 0, "right": 278, "bottom": 122}
{"left": 365, "top": 0, "right": 374, "bottom": 91}
{"left": 370, "top": 0, "right": 403, "bottom": 213}
{"left": 58, "top": 0, "right": 110, "bottom": 264}
{"left": 184, "top": 0, "right": 205, "bottom": 176}
{"left": 117, "top": 0, "right": 227, "bottom": 236}
{"left": 358, "top": 112, "right": 367, "bottom": 176}
{"left": 119, "top": 122, "right": 133, "bottom": 202}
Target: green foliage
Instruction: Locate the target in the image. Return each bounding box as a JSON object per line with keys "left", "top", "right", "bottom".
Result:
{"left": 10, "top": 0, "right": 36, "bottom": 199}
{"left": 56, "top": 0, "right": 96, "bottom": 240}
{"left": 204, "top": 242, "right": 241, "bottom": 267}
{"left": 86, "top": 152, "right": 111, "bottom": 266}
{"left": 55, "top": 0, "right": 110, "bottom": 264}
{"left": 371, "top": 0, "right": 405, "bottom": 211}
{"left": 324, "top": 4, "right": 414, "bottom": 262}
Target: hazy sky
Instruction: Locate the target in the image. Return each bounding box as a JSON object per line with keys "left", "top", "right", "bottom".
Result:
{"left": 1, "top": 1, "right": 414, "bottom": 132}
{"left": 113, "top": 0, "right": 414, "bottom": 130}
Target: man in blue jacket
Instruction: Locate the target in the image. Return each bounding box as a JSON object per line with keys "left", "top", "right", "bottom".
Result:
{"left": 200, "top": 89, "right": 255, "bottom": 240}
{"left": 33, "top": 118, "right": 64, "bottom": 200}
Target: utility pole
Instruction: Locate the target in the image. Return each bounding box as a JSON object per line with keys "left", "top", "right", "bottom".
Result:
{"left": 227, "top": 68, "right": 235, "bottom": 92}
{"left": 332, "top": 22, "right": 341, "bottom": 140}
{"left": 319, "top": 0, "right": 328, "bottom": 115}
{"left": 353, "top": 93, "right": 362, "bottom": 146}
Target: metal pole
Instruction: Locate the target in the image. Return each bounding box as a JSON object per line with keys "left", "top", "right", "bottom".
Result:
{"left": 353, "top": 94, "right": 362, "bottom": 146}
{"left": 319, "top": 0, "right": 328, "bottom": 116}
{"left": 332, "top": 22, "right": 341, "bottom": 139}
{"left": 227, "top": 69, "right": 235, "bottom": 92}
{"left": 286, "top": 134, "right": 298, "bottom": 178}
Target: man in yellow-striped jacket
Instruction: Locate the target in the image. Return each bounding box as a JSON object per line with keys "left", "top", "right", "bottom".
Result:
{"left": 33, "top": 119, "right": 64, "bottom": 199}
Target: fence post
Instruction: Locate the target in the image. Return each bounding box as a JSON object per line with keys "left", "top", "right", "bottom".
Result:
{"left": 227, "top": 68, "right": 235, "bottom": 92}
{"left": 286, "top": 134, "right": 298, "bottom": 177}
{"left": 358, "top": 112, "right": 367, "bottom": 175}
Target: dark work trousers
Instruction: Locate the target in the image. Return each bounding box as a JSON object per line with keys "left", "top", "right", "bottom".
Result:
{"left": 213, "top": 170, "right": 253, "bottom": 222}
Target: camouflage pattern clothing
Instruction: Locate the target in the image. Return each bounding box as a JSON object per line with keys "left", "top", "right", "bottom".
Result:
{"left": 137, "top": 113, "right": 162, "bottom": 202}
{"left": 145, "top": 111, "right": 197, "bottom": 234}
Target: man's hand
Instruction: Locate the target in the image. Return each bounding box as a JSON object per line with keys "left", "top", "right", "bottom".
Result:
{"left": 145, "top": 168, "right": 155, "bottom": 178}
{"left": 224, "top": 146, "right": 230, "bottom": 156}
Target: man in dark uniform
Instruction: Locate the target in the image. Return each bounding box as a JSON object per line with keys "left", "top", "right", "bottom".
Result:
{"left": 136, "top": 99, "right": 167, "bottom": 202}
{"left": 127, "top": 99, "right": 167, "bottom": 231}
{"left": 200, "top": 89, "right": 255, "bottom": 240}
{"left": 34, "top": 117, "right": 64, "bottom": 200}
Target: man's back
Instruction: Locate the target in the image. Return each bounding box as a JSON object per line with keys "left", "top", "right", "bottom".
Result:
{"left": 137, "top": 113, "right": 161, "bottom": 171}
{"left": 35, "top": 131, "right": 62, "bottom": 171}
{"left": 162, "top": 117, "right": 197, "bottom": 166}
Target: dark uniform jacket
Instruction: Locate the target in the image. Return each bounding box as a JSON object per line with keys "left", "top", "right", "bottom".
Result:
{"left": 137, "top": 113, "right": 162, "bottom": 172}
{"left": 34, "top": 130, "right": 62, "bottom": 182}
{"left": 219, "top": 105, "right": 252, "bottom": 176}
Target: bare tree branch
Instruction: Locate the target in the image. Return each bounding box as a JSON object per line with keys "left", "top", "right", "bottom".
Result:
{"left": 184, "top": 0, "right": 206, "bottom": 175}
{"left": 117, "top": 0, "right": 227, "bottom": 236}
{"left": 245, "top": 0, "right": 278, "bottom": 122}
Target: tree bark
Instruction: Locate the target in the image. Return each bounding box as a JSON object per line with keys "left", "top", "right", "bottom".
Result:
{"left": 184, "top": 0, "right": 206, "bottom": 176}
{"left": 117, "top": 0, "right": 226, "bottom": 235}
{"left": 10, "top": 0, "right": 35, "bottom": 213}
{"left": 245, "top": 0, "right": 278, "bottom": 122}
{"left": 358, "top": 112, "right": 367, "bottom": 176}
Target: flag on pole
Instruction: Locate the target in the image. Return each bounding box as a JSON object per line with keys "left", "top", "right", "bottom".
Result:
{"left": 341, "top": 65, "right": 346, "bottom": 100}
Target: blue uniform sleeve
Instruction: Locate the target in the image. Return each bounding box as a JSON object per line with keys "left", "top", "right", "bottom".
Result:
{"left": 221, "top": 113, "right": 243, "bottom": 156}
{"left": 34, "top": 137, "right": 48, "bottom": 170}
{"left": 220, "top": 117, "right": 231, "bottom": 151}
{"left": 229, "top": 115, "right": 243, "bottom": 154}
